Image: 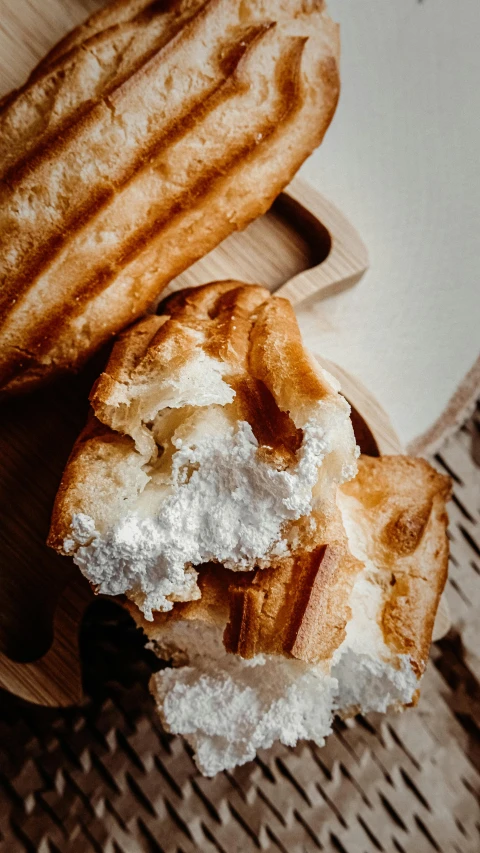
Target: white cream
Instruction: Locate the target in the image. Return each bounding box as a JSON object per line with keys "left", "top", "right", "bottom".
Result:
{"left": 149, "top": 560, "right": 420, "bottom": 776}
{"left": 150, "top": 621, "right": 336, "bottom": 777}
{"left": 65, "top": 411, "right": 339, "bottom": 618}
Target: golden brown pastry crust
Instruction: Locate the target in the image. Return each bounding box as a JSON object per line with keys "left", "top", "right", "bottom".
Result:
{"left": 48, "top": 413, "right": 147, "bottom": 551}
{"left": 0, "top": 0, "right": 340, "bottom": 393}
{"left": 89, "top": 280, "right": 340, "bottom": 445}
{"left": 223, "top": 530, "right": 361, "bottom": 663}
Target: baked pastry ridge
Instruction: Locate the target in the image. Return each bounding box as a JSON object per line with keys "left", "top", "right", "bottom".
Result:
{"left": 49, "top": 281, "right": 359, "bottom": 618}
{"left": 0, "top": 0, "right": 340, "bottom": 393}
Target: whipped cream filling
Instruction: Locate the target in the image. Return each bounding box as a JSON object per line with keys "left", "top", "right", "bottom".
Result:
{"left": 150, "top": 561, "right": 419, "bottom": 775}
{"left": 150, "top": 621, "right": 336, "bottom": 777}
{"left": 65, "top": 410, "right": 340, "bottom": 618}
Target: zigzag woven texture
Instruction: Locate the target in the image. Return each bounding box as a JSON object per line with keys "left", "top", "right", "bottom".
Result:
{"left": 0, "top": 408, "right": 479, "bottom": 853}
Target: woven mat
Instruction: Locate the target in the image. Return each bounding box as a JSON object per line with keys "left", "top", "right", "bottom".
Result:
{"left": 0, "top": 411, "right": 479, "bottom": 853}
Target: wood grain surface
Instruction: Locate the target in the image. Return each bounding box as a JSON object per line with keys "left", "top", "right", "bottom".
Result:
{"left": 0, "top": 0, "right": 103, "bottom": 96}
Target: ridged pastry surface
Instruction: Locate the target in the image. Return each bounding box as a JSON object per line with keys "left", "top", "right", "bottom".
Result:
{"left": 0, "top": 0, "right": 340, "bottom": 393}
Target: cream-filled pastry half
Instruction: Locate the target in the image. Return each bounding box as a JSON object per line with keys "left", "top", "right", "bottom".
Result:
{"left": 130, "top": 455, "right": 450, "bottom": 775}
{"left": 49, "top": 281, "right": 358, "bottom": 617}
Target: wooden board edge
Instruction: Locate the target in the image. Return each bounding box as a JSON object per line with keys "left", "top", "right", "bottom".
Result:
{"left": 275, "top": 177, "right": 369, "bottom": 305}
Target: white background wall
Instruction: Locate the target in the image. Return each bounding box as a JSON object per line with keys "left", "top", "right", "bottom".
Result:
{"left": 298, "top": 0, "right": 480, "bottom": 446}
